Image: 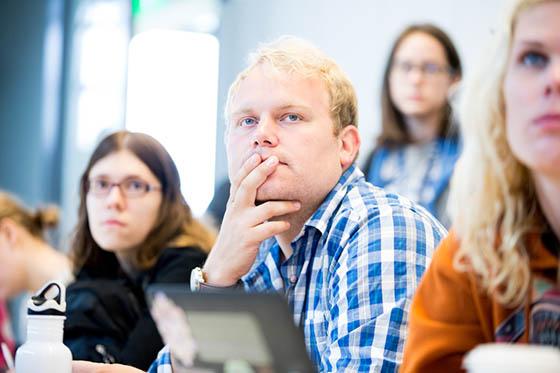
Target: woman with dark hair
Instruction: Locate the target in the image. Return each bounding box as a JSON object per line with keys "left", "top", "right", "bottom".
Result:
{"left": 67, "top": 131, "right": 215, "bottom": 370}
{"left": 364, "top": 23, "right": 462, "bottom": 226}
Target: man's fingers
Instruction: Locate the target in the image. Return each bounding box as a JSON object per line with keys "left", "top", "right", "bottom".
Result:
{"left": 251, "top": 220, "right": 292, "bottom": 242}
{"left": 250, "top": 200, "right": 301, "bottom": 225}
{"left": 229, "top": 153, "right": 261, "bottom": 201}
{"left": 235, "top": 156, "right": 279, "bottom": 206}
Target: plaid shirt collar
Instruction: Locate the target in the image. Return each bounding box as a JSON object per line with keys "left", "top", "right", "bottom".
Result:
{"left": 246, "top": 163, "right": 362, "bottom": 276}
{"left": 301, "top": 163, "right": 362, "bottom": 237}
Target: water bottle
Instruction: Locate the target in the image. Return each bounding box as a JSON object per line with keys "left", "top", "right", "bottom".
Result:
{"left": 15, "top": 281, "right": 72, "bottom": 373}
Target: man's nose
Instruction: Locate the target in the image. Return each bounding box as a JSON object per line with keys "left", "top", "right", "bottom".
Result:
{"left": 252, "top": 115, "right": 279, "bottom": 147}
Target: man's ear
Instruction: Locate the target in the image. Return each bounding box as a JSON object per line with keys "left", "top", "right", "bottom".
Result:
{"left": 338, "top": 125, "right": 361, "bottom": 170}
{"left": 0, "top": 218, "right": 20, "bottom": 249}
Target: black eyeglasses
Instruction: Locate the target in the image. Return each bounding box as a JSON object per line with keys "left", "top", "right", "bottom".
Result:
{"left": 87, "top": 177, "right": 161, "bottom": 198}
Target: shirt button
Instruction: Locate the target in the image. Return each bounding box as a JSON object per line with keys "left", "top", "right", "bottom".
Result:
{"left": 290, "top": 275, "right": 297, "bottom": 284}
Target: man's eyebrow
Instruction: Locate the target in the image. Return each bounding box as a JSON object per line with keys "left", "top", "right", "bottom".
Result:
{"left": 276, "top": 104, "right": 311, "bottom": 112}
{"left": 230, "top": 104, "right": 312, "bottom": 117}
{"left": 514, "top": 39, "right": 545, "bottom": 48}
{"left": 230, "top": 108, "right": 254, "bottom": 117}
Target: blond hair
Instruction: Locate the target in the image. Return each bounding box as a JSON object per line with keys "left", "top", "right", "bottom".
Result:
{"left": 0, "top": 191, "right": 59, "bottom": 240}
{"left": 224, "top": 36, "right": 358, "bottom": 135}
{"left": 449, "top": 0, "right": 558, "bottom": 307}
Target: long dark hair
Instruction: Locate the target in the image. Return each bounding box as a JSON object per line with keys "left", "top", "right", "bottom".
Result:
{"left": 71, "top": 131, "right": 214, "bottom": 276}
{"left": 378, "top": 23, "right": 462, "bottom": 146}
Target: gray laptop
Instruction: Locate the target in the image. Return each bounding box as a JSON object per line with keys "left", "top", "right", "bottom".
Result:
{"left": 146, "top": 285, "right": 316, "bottom": 373}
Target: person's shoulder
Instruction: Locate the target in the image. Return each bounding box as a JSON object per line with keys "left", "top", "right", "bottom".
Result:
{"left": 342, "top": 177, "right": 444, "bottom": 231}
{"left": 423, "top": 230, "right": 476, "bottom": 291}
{"left": 326, "top": 179, "right": 446, "bottom": 266}
{"left": 75, "top": 265, "right": 119, "bottom": 281}
{"left": 147, "top": 246, "right": 207, "bottom": 284}
{"left": 74, "top": 251, "right": 121, "bottom": 280}
{"left": 160, "top": 245, "right": 207, "bottom": 258}
{"left": 413, "top": 231, "right": 480, "bottom": 315}
{"left": 155, "top": 246, "right": 207, "bottom": 268}
{"left": 430, "top": 231, "right": 462, "bottom": 268}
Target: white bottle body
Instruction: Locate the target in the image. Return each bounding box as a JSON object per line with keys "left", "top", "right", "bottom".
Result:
{"left": 15, "top": 315, "right": 72, "bottom": 373}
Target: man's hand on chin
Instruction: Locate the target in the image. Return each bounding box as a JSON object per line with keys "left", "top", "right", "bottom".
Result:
{"left": 203, "top": 154, "right": 300, "bottom": 286}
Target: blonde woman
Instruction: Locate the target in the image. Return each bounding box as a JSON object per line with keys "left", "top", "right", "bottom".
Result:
{"left": 0, "top": 192, "right": 71, "bottom": 300}
{"left": 0, "top": 192, "right": 71, "bottom": 368}
{"left": 401, "top": 0, "right": 560, "bottom": 371}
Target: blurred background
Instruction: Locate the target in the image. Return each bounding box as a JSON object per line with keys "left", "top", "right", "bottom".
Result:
{"left": 0, "top": 0, "right": 510, "bottom": 249}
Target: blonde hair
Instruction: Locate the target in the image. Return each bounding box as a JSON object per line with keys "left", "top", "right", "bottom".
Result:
{"left": 0, "top": 191, "right": 59, "bottom": 240}
{"left": 224, "top": 36, "right": 358, "bottom": 135}
{"left": 449, "top": 0, "right": 557, "bottom": 307}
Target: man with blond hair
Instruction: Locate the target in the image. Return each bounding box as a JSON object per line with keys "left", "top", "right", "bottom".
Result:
{"left": 74, "top": 36, "right": 445, "bottom": 373}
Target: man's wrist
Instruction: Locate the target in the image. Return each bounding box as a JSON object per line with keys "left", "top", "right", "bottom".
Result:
{"left": 191, "top": 266, "right": 241, "bottom": 291}
{"left": 202, "top": 264, "right": 240, "bottom": 287}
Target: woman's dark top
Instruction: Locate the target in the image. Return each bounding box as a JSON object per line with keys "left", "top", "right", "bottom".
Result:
{"left": 69, "top": 246, "right": 206, "bottom": 370}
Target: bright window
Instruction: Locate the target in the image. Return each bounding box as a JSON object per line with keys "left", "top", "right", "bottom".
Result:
{"left": 125, "top": 30, "right": 219, "bottom": 216}
{"left": 73, "top": 0, "right": 129, "bottom": 150}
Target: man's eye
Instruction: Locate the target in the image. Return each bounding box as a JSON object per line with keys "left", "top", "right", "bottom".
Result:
{"left": 283, "top": 114, "right": 301, "bottom": 122}
{"left": 239, "top": 117, "right": 257, "bottom": 127}
{"left": 520, "top": 51, "right": 548, "bottom": 69}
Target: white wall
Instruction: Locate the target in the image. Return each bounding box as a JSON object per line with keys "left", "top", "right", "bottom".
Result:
{"left": 214, "top": 0, "right": 511, "bottom": 181}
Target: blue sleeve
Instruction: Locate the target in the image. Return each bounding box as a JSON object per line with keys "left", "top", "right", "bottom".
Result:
{"left": 147, "top": 345, "right": 173, "bottom": 373}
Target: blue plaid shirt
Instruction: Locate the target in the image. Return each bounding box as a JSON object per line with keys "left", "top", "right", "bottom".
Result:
{"left": 148, "top": 164, "right": 445, "bottom": 372}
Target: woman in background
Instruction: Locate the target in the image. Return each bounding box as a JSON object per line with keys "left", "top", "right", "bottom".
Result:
{"left": 0, "top": 192, "right": 70, "bottom": 370}
{"left": 402, "top": 0, "right": 560, "bottom": 371}
{"left": 364, "top": 23, "right": 462, "bottom": 226}
{"left": 68, "top": 131, "right": 215, "bottom": 370}
{"left": 0, "top": 192, "right": 70, "bottom": 301}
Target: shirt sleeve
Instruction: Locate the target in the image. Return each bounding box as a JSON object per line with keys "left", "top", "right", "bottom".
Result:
{"left": 147, "top": 345, "right": 173, "bottom": 373}
{"left": 321, "top": 205, "right": 444, "bottom": 372}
